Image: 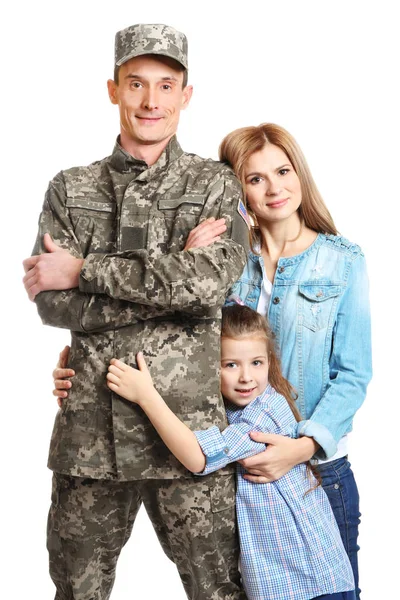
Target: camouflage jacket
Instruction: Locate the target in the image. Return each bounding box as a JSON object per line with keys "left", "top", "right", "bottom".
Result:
{"left": 33, "top": 136, "right": 249, "bottom": 480}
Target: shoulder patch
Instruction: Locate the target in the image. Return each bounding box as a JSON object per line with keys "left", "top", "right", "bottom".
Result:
{"left": 237, "top": 198, "right": 251, "bottom": 229}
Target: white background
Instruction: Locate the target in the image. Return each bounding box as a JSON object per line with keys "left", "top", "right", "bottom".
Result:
{"left": 1, "top": 1, "right": 398, "bottom": 598}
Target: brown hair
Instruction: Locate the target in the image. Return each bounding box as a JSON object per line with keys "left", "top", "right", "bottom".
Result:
{"left": 219, "top": 123, "right": 338, "bottom": 244}
{"left": 221, "top": 304, "right": 320, "bottom": 489}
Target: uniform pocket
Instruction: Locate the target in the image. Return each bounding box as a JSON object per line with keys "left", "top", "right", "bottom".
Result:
{"left": 158, "top": 194, "right": 205, "bottom": 214}
{"left": 299, "top": 281, "right": 343, "bottom": 332}
{"left": 209, "top": 475, "right": 240, "bottom": 584}
{"left": 155, "top": 194, "right": 207, "bottom": 252}
{"left": 66, "top": 197, "right": 116, "bottom": 254}
{"left": 51, "top": 475, "right": 121, "bottom": 541}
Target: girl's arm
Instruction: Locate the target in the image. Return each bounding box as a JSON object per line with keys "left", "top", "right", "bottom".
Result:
{"left": 107, "top": 354, "right": 206, "bottom": 473}
{"left": 107, "top": 353, "right": 270, "bottom": 475}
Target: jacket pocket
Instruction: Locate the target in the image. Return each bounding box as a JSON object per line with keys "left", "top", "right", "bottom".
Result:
{"left": 66, "top": 196, "right": 116, "bottom": 216}
{"left": 66, "top": 197, "right": 116, "bottom": 254}
{"left": 158, "top": 194, "right": 206, "bottom": 220}
{"left": 156, "top": 194, "right": 207, "bottom": 252}
{"left": 299, "top": 282, "right": 343, "bottom": 332}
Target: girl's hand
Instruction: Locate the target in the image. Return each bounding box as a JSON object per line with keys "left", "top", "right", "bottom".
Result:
{"left": 53, "top": 345, "right": 75, "bottom": 408}
{"left": 107, "top": 352, "right": 154, "bottom": 404}
{"left": 184, "top": 217, "right": 226, "bottom": 250}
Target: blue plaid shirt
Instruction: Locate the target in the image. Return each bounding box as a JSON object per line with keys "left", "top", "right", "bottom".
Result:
{"left": 194, "top": 385, "right": 354, "bottom": 600}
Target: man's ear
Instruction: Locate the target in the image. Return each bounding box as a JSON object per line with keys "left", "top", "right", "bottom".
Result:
{"left": 181, "top": 85, "right": 193, "bottom": 110}
{"left": 107, "top": 79, "right": 119, "bottom": 105}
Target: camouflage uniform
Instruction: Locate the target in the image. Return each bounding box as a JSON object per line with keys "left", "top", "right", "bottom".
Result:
{"left": 33, "top": 23, "right": 249, "bottom": 600}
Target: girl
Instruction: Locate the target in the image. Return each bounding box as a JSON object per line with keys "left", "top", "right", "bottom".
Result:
{"left": 106, "top": 304, "right": 355, "bottom": 600}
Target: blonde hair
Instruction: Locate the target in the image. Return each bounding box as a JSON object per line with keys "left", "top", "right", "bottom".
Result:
{"left": 219, "top": 123, "right": 338, "bottom": 241}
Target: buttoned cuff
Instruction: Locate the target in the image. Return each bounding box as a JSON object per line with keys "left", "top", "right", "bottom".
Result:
{"left": 296, "top": 420, "right": 338, "bottom": 460}
{"left": 79, "top": 254, "right": 107, "bottom": 294}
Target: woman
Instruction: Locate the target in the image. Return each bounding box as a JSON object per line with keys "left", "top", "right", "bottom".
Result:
{"left": 186, "top": 123, "right": 370, "bottom": 599}
{"left": 223, "top": 124, "right": 371, "bottom": 599}
{"left": 53, "top": 124, "right": 371, "bottom": 598}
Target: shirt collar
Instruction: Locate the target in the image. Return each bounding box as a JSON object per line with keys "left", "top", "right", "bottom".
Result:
{"left": 109, "top": 135, "right": 184, "bottom": 181}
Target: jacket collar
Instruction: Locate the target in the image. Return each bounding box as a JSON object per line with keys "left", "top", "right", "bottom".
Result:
{"left": 109, "top": 135, "right": 184, "bottom": 181}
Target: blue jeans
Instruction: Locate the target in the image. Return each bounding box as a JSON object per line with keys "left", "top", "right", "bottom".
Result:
{"left": 315, "top": 457, "right": 361, "bottom": 600}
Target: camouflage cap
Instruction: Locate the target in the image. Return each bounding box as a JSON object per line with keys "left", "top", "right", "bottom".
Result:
{"left": 115, "top": 24, "right": 188, "bottom": 70}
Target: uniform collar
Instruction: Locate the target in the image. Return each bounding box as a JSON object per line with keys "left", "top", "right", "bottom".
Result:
{"left": 110, "top": 135, "right": 184, "bottom": 181}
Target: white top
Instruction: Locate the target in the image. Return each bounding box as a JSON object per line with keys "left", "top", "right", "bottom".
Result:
{"left": 314, "top": 434, "right": 349, "bottom": 465}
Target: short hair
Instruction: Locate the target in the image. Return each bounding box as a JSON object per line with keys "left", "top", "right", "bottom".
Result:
{"left": 219, "top": 123, "right": 337, "bottom": 239}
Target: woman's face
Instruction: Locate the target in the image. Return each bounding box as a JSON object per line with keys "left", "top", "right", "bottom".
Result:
{"left": 244, "top": 143, "right": 302, "bottom": 226}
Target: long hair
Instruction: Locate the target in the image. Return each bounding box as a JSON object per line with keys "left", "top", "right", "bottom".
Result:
{"left": 221, "top": 304, "right": 300, "bottom": 422}
{"left": 219, "top": 123, "right": 338, "bottom": 242}
{"left": 221, "top": 304, "right": 320, "bottom": 489}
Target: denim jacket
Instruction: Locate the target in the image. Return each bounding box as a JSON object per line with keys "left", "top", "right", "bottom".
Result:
{"left": 228, "top": 233, "right": 372, "bottom": 460}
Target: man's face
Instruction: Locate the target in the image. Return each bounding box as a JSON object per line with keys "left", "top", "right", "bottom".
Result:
{"left": 107, "top": 55, "right": 192, "bottom": 148}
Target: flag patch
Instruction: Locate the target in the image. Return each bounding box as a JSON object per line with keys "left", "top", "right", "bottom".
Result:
{"left": 237, "top": 198, "right": 251, "bottom": 229}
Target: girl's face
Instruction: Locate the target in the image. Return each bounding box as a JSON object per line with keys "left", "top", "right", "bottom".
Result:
{"left": 220, "top": 335, "right": 269, "bottom": 407}
{"left": 244, "top": 143, "right": 302, "bottom": 226}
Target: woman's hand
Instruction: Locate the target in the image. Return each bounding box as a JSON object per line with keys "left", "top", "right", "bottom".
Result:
{"left": 52, "top": 345, "right": 75, "bottom": 408}
{"left": 107, "top": 353, "right": 155, "bottom": 404}
{"left": 184, "top": 217, "right": 226, "bottom": 250}
{"left": 239, "top": 433, "right": 319, "bottom": 483}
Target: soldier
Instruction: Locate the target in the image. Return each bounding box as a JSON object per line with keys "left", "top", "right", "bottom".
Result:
{"left": 22, "top": 24, "right": 249, "bottom": 600}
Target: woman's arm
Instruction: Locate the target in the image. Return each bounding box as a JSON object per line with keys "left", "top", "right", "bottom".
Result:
{"left": 296, "top": 250, "right": 372, "bottom": 458}
{"left": 241, "top": 250, "right": 372, "bottom": 481}
{"left": 239, "top": 434, "right": 318, "bottom": 483}
{"left": 52, "top": 346, "right": 74, "bottom": 407}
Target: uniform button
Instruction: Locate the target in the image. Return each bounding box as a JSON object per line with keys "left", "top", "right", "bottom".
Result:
{"left": 334, "top": 483, "right": 340, "bottom": 489}
{"left": 273, "top": 297, "right": 280, "bottom": 304}
{"left": 278, "top": 266, "right": 285, "bottom": 273}
{"left": 224, "top": 447, "right": 230, "bottom": 454}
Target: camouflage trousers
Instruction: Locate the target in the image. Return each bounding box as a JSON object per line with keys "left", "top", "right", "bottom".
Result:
{"left": 47, "top": 472, "right": 246, "bottom": 600}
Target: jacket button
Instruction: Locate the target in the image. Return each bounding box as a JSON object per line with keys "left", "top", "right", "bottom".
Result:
{"left": 278, "top": 266, "right": 285, "bottom": 273}
{"left": 273, "top": 297, "right": 280, "bottom": 304}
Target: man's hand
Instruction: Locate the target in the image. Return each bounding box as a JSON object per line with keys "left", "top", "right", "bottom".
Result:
{"left": 22, "top": 233, "right": 84, "bottom": 300}
{"left": 239, "top": 433, "right": 319, "bottom": 483}
{"left": 53, "top": 345, "right": 75, "bottom": 408}
{"left": 184, "top": 217, "right": 226, "bottom": 251}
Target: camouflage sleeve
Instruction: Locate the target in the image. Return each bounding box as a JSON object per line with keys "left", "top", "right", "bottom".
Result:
{"left": 79, "top": 176, "right": 249, "bottom": 316}
{"left": 33, "top": 174, "right": 173, "bottom": 332}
